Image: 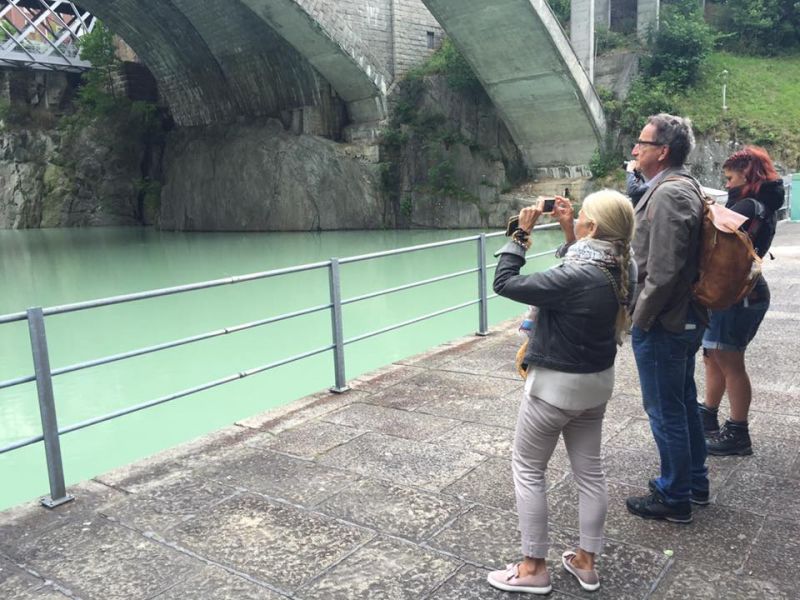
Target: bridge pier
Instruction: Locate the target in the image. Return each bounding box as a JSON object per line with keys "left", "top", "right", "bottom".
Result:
{"left": 570, "top": 0, "right": 660, "bottom": 81}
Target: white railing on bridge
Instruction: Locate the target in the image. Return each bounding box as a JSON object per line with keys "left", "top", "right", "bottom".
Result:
{"left": 0, "top": 0, "right": 94, "bottom": 71}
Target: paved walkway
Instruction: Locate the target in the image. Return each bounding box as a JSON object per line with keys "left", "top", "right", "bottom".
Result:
{"left": 2, "top": 223, "right": 800, "bottom": 600}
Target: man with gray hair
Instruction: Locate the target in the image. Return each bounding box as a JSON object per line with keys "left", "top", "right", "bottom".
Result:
{"left": 625, "top": 114, "right": 709, "bottom": 524}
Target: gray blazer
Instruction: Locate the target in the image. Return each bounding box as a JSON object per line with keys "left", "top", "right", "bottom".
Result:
{"left": 630, "top": 167, "right": 705, "bottom": 333}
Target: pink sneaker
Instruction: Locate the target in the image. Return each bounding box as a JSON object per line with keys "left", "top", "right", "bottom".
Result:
{"left": 561, "top": 551, "right": 600, "bottom": 592}
{"left": 487, "top": 563, "right": 552, "bottom": 594}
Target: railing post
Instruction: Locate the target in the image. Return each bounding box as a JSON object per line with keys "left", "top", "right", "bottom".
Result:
{"left": 328, "top": 259, "right": 350, "bottom": 393}
{"left": 26, "top": 307, "right": 73, "bottom": 508}
{"left": 476, "top": 234, "right": 489, "bottom": 336}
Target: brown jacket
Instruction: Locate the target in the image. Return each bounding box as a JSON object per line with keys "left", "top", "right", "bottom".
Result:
{"left": 631, "top": 167, "right": 705, "bottom": 333}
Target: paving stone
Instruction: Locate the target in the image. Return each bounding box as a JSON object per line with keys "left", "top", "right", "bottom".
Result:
{"left": 748, "top": 411, "right": 800, "bottom": 443}
{"left": 317, "top": 432, "right": 484, "bottom": 490}
{"left": 442, "top": 458, "right": 516, "bottom": 512}
{"left": 247, "top": 420, "right": 365, "bottom": 459}
{"left": 438, "top": 340, "right": 521, "bottom": 380}
{"left": 746, "top": 389, "right": 800, "bottom": 416}
{"left": 295, "top": 536, "right": 459, "bottom": 600}
{"left": 7, "top": 516, "right": 197, "bottom": 600}
{"left": 426, "top": 504, "right": 520, "bottom": 567}
{"left": 416, "top": 388, "right": 522, "bottom": 430}
{"left": 169, "top": 493, "right": 372, "bottom": 592}
{"left": 548, "top": 479, "right": 764, "bottom": 570}
{"left": 442, "top": 457, "right": 567, "bottom": 513}
{"left": 429, "top": 421, "right": 515, "bottom": 457}
{"left": 429, "top": 563, "right": 572, "bottom": 599}
{"left": 15, "top": 584, "right": 74, "bottom": 599}
{"left": 366, "top": 370, "right": 520, "bottom": 412}
{"left": 395, "top": 336, "right": 486, "bottom": 368}
{"left": 0, "top": 479, "right": 124, "bottom": 556}
{"left": 650, "top": 560, "right": 788, "bottom": 599}
{"left": 204, "top": 446, "right": 357, "bottom": 507}
{"left": 0, "top": 558, "right": 44, "bottom": 597}
{"left": 745, "top": 518, "right": 800, "bottom": 595}
{"left": 237, "top": 390, "right": 366, "bottom": 432}
{"left": 322, "top": 402, "right": 460, "bottom": 441}
{"left": 602, "top": 447, "right": 737, "bottom": 496}
{"left": 96, "top": 426, "right": 252, "bottom": 491}
{"left": 99, "top": 470, "right": 237, "bottom": 534}
{"left": 347, "top": 364, "right": 424, "bottom": 392}
{"left": 604, "top": 417, "right": 659, "bottom": 452}
{"left": 316, "top": 478, "right": 463, "bottom": 543}
{"left": 716, "top": 469, "right": 800, "bottom": 520}
{"left": 153, "top": 566, "right": 283, "bottom": 599}
{"left": 719, "top": 434, "right": 800, "bottom": 477}
{"left": 547, "top": 530, "right": 667, "bottom": 600}
{"left": 426, "top": 505, "right": 666, "bottom": 598}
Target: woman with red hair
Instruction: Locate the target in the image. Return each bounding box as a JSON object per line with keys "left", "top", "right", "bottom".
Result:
{"left": 699, "top": 146, "right": 784, "bottom": 456}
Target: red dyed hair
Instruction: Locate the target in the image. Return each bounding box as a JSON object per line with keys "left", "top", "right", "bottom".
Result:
{"left": 722, "top": 145, "right": 779, "bottom": 198}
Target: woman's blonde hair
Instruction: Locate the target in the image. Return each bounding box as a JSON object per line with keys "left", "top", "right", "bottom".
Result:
{"left": 581, "top": 189, "right": 635, "bottom": 344}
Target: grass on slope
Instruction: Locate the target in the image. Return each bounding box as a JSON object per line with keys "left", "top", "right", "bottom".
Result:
{"left": 673, "top": 51, "right": 800, "bottom": 163}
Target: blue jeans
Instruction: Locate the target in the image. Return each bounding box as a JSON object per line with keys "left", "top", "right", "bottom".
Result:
{"left": 631, "top": 314, "right": 708, "bottom": 505}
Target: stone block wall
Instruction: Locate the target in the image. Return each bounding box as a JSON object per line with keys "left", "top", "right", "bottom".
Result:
{"left": 392, "top": 0, "right": 444, "bottom": 78}
{"left": 307, "top": 0, "right": 444, "bottom": 82}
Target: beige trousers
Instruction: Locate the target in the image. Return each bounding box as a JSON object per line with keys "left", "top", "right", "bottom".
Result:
{"left": 512, "top": 393, "right": 607, "bottom": 557}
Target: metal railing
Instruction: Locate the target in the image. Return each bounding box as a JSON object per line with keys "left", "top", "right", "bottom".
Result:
{"left": 0, "top": 225, "right": 560, "bottom": 508}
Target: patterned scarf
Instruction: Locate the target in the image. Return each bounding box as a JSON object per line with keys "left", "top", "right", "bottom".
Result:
{"left": 562, "top": 238, "right": 621, "bottom": 269}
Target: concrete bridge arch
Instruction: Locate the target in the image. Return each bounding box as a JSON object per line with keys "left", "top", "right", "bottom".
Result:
{"left": 420, "top": 0, "right": 607, "bottom": 174}
{"left": 78, "top": 0, "right": 391, "bottom": 128}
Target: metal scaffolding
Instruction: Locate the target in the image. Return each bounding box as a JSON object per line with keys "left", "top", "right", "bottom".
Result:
{"left": 0, "top": 0, "right": 95, "bottom": 71}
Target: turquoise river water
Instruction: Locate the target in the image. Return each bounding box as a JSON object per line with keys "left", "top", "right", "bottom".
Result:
{"left": 0, "top": 227, "right": 562, "bottom": 510}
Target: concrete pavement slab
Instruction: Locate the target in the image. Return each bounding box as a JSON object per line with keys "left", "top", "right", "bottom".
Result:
{"left": 315, "top": 478, "right": 464, "bottom": 543}
{"left": 549, "top": 478, "right": 764, "bottom": 571}
{"left": 322, "top": 402, "right": 460, "bottom": 441}
{"left": 428, "top": 420, "right": 515, "bottom": 457}
{"left": 716, "top": 469, "right": 800, "bottom": 520}
{"left": 6, "top": 516, "right": 198, "bottom": 600}
{"left": 213, "top": 445, "right": 357, "bottom": 506}
{"left": 429, "top": 564, "right": 572, "bottom": 599}
{"left": 168, "top": 493, "right": 373, "bottom": 592}
{"left": 649, "top": 561, "right": 789, "bottom": 600}
{"left": 152, "top": 565, "right": 285, "bottom": 599}
{"left": 441, "top": 458, "right": 518, "bottom": 512}
{"left": 295, "top": 536, "right": 460, "bottom": 600}
{"left": 245, "top": 420, "right": 365, "bottom": 459}
{"left": 318, "top": 432, "right": 484, "bottom": 490}
{"left": 99, "top": 470, "right": 238, "bottom": 534}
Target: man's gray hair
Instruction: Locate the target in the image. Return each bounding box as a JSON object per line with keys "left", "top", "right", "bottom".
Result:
{"left": 647, "top": 113, "right": 695, "bottom": 167}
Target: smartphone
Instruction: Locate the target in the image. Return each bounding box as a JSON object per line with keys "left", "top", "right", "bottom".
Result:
{"left": 542, "top": 197, "right": 556, "bottom": 214}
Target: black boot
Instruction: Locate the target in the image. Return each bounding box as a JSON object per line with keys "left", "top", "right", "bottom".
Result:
{"left": 707, "top": 419, "right": 752, "bottom": 456}
{"left": 698, "top": 403, "right": 720, "bottom": 435}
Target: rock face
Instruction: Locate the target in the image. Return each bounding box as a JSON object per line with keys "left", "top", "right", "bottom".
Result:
{"left": 0, "top": 124, "right": 148, "bottom": 228}
{"left": 384, "top": 75, "right": 531, "bottom": 229}
{"left": 0, "top": 69, "right": 152, "bottom": 229}
{"left": 159, "top": 119, "right": 388, "bottom": 231}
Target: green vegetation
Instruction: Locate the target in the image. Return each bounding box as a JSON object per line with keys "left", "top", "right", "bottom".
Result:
{"left": 710, "top": 0, "right": 800, "bottom": 55}
{"left": 673, "top": 51, "right": 800, "bottom": 156}
{"left": 406, "top": 38, "right": 484, "bottom": 98}
{"left": 601, "top": 0, "right": 800, "bottom": 167}
{"left": 60, "top": 22, "right": 161, "bottom": 148}
{"left": 379, "top": 39, "right": 503, "bottom": 220}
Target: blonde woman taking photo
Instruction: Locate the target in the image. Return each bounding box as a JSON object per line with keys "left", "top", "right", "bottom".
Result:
{"left": 488, "top": 191, "right": 636, "bottom": 595}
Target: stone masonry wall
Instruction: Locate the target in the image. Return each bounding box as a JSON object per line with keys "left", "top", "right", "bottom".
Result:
{"left": 303, "top": 0, "right": 444, "bottom": 81}
{"left": 393, "top": 0, "right": 445, "bottom": 78}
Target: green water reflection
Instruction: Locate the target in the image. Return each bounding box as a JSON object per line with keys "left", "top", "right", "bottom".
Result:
{"left": 0, "top": 227, "right": 562, "bottom": 509}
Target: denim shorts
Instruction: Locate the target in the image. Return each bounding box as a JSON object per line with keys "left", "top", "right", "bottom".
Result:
{"left": 702, "top": 299, "right": 769, "bottom": 352}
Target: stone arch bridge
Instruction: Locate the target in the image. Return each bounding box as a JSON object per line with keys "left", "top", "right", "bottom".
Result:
{"left": 73, "top": 0, "right": 656, "bottom": 170}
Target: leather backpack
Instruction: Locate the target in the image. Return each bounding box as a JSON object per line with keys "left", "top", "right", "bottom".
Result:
{"left": 684, "top": 179, "right": 761, "bottom": 309}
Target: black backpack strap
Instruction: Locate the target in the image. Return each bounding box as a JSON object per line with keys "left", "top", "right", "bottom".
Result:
{"left": 745, "top": 197, "right": 766, "bottom": 239}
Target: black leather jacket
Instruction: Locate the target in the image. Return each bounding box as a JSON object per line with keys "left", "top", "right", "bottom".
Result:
{"left": 493, "top": 241, "right": 623, "bottom": 374}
